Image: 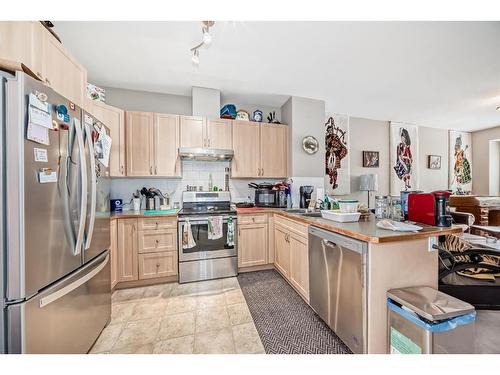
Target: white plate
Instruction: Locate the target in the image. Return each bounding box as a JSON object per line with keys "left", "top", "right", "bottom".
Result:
{"left": 321, "top": 210, "right": 361, "bottom": 222}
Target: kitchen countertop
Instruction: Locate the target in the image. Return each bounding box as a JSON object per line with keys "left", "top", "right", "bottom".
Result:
{"left": 236, "top": 207, "right": 462, "bottom": 243}
{"left": 110, "top": 209, "right": 179, "bottom": 220}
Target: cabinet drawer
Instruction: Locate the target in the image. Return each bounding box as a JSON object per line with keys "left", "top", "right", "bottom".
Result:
{"left": 138, "top": 217, "right": 177, "bottom": 230}
{"left": 138, "top": 229, "right": 177, "bottom": 254}
{"left": 274, "top": 215, "right": 309, "bottom": 238}
{"left": 138, "top": 251, "right": 177, "bottom": 280}
{"left": 237, "top": 214, "right": 268, "bottom": 225}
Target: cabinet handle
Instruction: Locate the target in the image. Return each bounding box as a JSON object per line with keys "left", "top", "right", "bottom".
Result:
{"left": 155, "top": 222, "right": 159, "bottom": 229}
{"left": 155, "top": 166, "right": 158, "bottom": 175}
{"left": 208, "top": 139, "right": 211, "bottom": 147}
{"left": 156, "top": 263, "right": 160, "bottom": 268}
{"left": 155, "top": 239, "right": 160, "bottom": 246}
{"left": 261, "top": 168, "right": 264, "bottom": 176}
{"left": 121, "top": 165, "right": 124, "bottom": 175}
{"left": 45, "top": 78, "right": 51, "bottom": 85}
{"left": 150, "top": 166, "right": 153, "bottom": 175}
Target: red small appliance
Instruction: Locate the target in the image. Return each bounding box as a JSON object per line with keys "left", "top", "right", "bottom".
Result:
{"left": 408, "top": 193, "right": 436, "bottom": 225}
{"left": 407, "top": 190, "right": 453, "bottom": 226}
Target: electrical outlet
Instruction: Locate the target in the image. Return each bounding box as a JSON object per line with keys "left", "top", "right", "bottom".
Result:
{"left": 428, "top": 236, "right": 437, "bottom": 252}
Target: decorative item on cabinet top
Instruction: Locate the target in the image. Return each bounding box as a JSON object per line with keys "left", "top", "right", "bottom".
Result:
{"left": 220, "top": 104, "right": 237, "bottom": 119}
{"left": 236, "top": 109, "right": 250, "bottom": 121}
{"left": 267, "top": 111, "right": 281, "bottom": 124}
{"left": 252, "top": 110, "right": 263, "bottom": 122}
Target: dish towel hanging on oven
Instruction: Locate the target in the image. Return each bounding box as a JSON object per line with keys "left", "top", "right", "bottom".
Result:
{"left": 182, "top": 220, "right": 196, "bottom": 249}
{"left": 226, "top": 217, "right": 235, "bottom": 247}
{"left": 208, "top": 216, "right": 223, "bottom": 240}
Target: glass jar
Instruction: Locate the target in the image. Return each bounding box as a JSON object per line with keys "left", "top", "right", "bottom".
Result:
{"left": 375, "top": 196, "right": 390, "bottom": 219}
{"left": 390, "top": 197, "right": 403, "bottom": 221}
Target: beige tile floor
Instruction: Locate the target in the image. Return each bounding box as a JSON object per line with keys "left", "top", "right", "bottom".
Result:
{"left": 90, "top": 277, "right": 265, "bottom": 354}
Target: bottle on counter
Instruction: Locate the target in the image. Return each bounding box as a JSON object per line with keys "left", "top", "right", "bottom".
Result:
{"left": 208, "top": 173, "right": 213, "bottom": 191}
{"left": 224, "top": 167, "right": 230, "bottom": 191}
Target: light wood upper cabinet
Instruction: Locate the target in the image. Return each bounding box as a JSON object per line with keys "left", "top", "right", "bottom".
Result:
{"left": 289, "top": 233, "right": 309, "bottom": 301}
{"left": 232, "top": 121, "right": 261, "bottom": 178}
{"left": 238, "top": 222, "right": 268, "bottom": 268}
{"left": 86, "top": 100, "right": 126, "bottom": 176}
{"left": 126, "top": 111, "right": 154, "bottom": 176}
{"left": 42, "top": 28, "right": 87, "bottom": 107}
{"left": 126, "top": 111, "right": 180, "bottom": 177}
{"left": 180, "top": 115, "right": 205, "bottom": 148}
{"left": 206, "top": 119, "right": 232, "bottom": 149}
{"left": 0, "top": 22, "right": 87, "bottom": 106}
{"left": 0, "top": 21, "right": 35, "bottom": 71}
{"left": 260, "top": 124, "right": 288, "bottom": 178}
{"left": 231, "top": 121, "right": 288, "bottom": 178}
{"left": 110, "top": 219, "right": 118, "bottom": 289}
{"left": 154, "top": 113, "right": 180, "bottom": 177}
{"left": 117, "top": 219, "right": 138, "bottom": 282}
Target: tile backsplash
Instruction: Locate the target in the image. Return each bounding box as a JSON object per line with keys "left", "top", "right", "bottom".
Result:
{"left": 110, "top": 160, "right": 282, "bottom": 209}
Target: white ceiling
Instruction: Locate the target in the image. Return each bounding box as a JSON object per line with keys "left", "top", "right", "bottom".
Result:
{"left": 55, "top": 21, "right": 500, "bottom": 131}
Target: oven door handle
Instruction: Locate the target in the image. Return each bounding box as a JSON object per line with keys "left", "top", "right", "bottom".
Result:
{"left": 178, "top": 217, "right": 237, "bottom": 224}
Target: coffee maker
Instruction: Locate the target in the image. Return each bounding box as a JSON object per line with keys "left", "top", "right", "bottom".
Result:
{"left": 299, "top": 186, "right": 314, "bottom": 208}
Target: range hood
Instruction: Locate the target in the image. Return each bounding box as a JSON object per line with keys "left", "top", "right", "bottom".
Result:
{"left": 178, "top": 147, "right": 234, "bottom": 161}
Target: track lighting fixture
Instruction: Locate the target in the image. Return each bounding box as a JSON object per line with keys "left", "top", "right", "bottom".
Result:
{"left": 190, "top": 21, "right": 215, "bottom": 66}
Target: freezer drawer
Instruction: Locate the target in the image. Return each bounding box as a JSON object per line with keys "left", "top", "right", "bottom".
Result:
{"left": 7, "top": 251, "right": 110, "bottom": 354}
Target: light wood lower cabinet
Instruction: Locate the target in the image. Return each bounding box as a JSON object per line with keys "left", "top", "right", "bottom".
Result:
{"left": 238, "top": 223, "right": 268, "bottom": 268}
{"left": 274, "top": 218, "right": 309, "bottom": 301}
{"left": 117, "top": 219, "right": 138, "bottom": 282}
{"left": 289, "top": 232, "right": 309, "bottom": 300}
{"left": 115, "top": 217, "right": 178, "bottom": 285}
{"left": 138, "top": 251, "right": 177, "bottom": 280}
{"left": 274, "top": 224, "right": 290, "bottom": 277}
{"left": 110, "top": 219, "right": 118, "bottom": 289}
{"left": 138, "top": 229, "right": 177, "bottom": 254}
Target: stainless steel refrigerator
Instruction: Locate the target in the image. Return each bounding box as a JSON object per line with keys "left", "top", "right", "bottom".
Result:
{"left": 1, "top": 71, "right": 111, "bottom": 354}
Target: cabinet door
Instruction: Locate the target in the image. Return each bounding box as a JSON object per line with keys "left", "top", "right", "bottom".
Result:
{"left": 43, "top": 30, "right": 87, "bottom": 106}
{"left": 138, "top": 251, "right": 177, "bottom": 280}
{"left": 180, "top": 115, "right": 205, "bottom": 148}
{"left": 87, "top": 100, "right": 126, "bottom": 176}
{"left": 110, "top": 220, "right": 118, "bottom": 289}
{"left": 117, "top": 219, "right": 138, "bottom": 282}
{"left": 154, "top": 113, "right": 180, "bottom": 176}
{"left": 126, "top": 111, "right": 154, "bottom": 176}
{"left": 238, "top": 223, "right": 268, "bottom": 268}
{"left": 289, "top": 233, "right": 309, "bottom": 301}
{"left": 261, "top": 124, "right": 288, "bottom": 178}
{"left": 206, "top": 119, "right": 232, "bottom": 149}
{"left": 231, "top": 121, "right": 260, "bottom": 177}
{"left": 274, "top": 225, "right": 290, "bottom": 277}
{"left": 0, "top": 21, "right": 35, "bottom": 70}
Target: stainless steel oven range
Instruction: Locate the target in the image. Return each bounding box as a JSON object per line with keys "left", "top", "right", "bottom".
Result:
{"left": 177, "top": 191, "right": 238, "bottom": 283}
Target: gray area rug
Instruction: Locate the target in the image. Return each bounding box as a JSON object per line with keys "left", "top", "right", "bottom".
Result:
{"left": 238, "top": 270, "right": 352, "bottom": 354}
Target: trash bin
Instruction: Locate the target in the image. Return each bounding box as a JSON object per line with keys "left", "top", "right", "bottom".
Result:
{"left": 387, "top": 286, "right": 476, "bottom": 354}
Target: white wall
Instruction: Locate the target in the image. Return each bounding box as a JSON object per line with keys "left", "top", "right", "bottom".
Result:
{"left": 418, "top": 126, "right": 449, "bottom": 192}
{"left": 111, "top": 161, "right": 282, "bottom": 208}
{"left": 103, "top": 86, "right": 192, "bottom": 114}
{"left": 347, "top": 117, "right": 390, "bottom": 206}
{"left": 472, "top": 125, "right": 500, "bottom": 195}
{"left": 192, "top": 87, "right": 220, "bottom": 118}
{"left": 489, "top": 140, "right": 500, "bottom": 196}
{"left": 281, "top": 96, "right": 325, "bottom": 178}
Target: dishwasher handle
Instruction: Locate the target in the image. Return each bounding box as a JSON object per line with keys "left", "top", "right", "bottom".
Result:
{"left": 323, "top": 239, "right": 337, "bottom": 248}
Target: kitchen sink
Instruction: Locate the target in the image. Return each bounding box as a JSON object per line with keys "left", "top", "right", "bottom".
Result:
{"left": 283, "top": 208, "right": 308, "bottom": 213}
{"left": 300, "top": 212, "right": 322, "bottom": 218}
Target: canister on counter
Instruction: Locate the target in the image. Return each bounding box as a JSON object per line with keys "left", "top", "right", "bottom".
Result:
{"left": 110, "top": 199, "right": 123, "bottom": 212}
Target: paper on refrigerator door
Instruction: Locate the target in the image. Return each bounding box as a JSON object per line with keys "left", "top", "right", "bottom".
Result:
{"left": 27, "top": 122, "right": 49, "bottom": 145}
{"left": 96, "top": 132, "right": 111, "bottom": 168}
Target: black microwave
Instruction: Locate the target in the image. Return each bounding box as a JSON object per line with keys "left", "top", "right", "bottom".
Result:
{"left": 255, "top": 189, "right": 287, "bottom": 208}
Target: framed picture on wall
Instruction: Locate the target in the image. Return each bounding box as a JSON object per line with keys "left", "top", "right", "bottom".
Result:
{"left": 363, "top": 151, "right": 379, "bottom": 167}
{"left": 428, "top": 155, "right": 441, "bottom": 170}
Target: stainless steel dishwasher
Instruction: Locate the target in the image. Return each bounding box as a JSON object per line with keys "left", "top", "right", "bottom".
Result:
{"left": 309, "top": 226, "right": 368, "bottom": 354}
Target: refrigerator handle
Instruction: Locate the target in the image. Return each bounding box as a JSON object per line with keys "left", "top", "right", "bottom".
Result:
{"left": 39, "top": 254, "right": 109, "bottom": 308}
{"left": 84, "top": 122, "right": 97, "bottom": 250}
{"left": 74, "top": 119, "right": 87, "bottom": 256}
